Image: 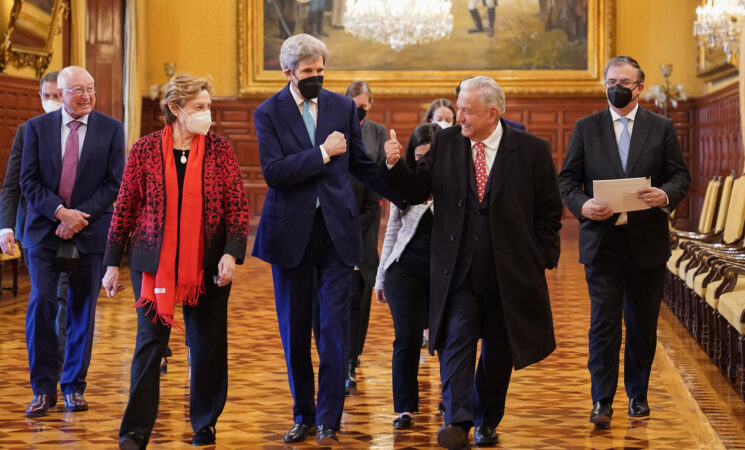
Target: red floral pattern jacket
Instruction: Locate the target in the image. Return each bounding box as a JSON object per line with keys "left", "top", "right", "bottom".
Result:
{"left": 103, "top": 130, "right": 249, "bottom": 273}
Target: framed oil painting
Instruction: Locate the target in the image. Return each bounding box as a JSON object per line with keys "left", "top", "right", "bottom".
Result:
{"left": 239, "top": 0, "right": 614, "bottom": 96}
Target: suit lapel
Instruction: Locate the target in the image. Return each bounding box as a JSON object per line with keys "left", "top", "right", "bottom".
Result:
{"left": 598, "top": 109, "right": 625, "bottom": 178}
{"left": 624, "top": 107, "right": 651, "bottom": 176}
{"left": 315, "top": 90, "right": 333, "bottom": 147}
{"left": 75, "top": 111, "right": 97, "bottom": 182}
{"left": 279, "top": 84, "right": 314, "bottom": 149}
{"left": 488, "top": 120, "right": 516, "bottom": 202}
{"left": 49, "top": 110, "right": 63, "bottom": 178}
{"left": 452, "top": 132, "right": 470, "bottom": 201}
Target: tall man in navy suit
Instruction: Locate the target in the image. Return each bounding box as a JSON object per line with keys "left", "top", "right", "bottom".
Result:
{"left": 20, "top": 66, "right": 124, "bottom": 417}
{"left": 559, "top": 56, "right": 690, "bottom": 428}
{"left": 252, "top": 34, "right": 399, "bottom": 445}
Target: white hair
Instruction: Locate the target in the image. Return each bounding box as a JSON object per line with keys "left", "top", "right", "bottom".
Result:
{"left": 279, "top": 34, "right": 328, "bottom": 72}
{"left": 57, "top": 66, "right": 94, "bottom": 89}
{"left": 460, "top": 76, "right": 505, "bottom": 116}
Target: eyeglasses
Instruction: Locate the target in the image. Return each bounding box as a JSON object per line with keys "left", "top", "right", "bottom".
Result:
{"left": 604, "top": 79, "right": 640, "bottom": 89}
{"left": 63, "top": 87, "right": 96, "bottom": 96}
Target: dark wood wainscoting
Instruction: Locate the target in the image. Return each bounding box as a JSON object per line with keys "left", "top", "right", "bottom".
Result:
{"left": 0, "top": 75, "right": 43, "bottom": 185}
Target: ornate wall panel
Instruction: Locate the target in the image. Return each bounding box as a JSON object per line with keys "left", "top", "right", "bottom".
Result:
{"left": 0, "top": 74, "right": 42, "bottom": 185}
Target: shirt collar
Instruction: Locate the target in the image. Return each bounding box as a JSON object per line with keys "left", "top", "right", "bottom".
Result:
{"left": 61, "top": 107, "right": 89, "bottom": 126}
{"left": 470, "top": 120, "right": 503, "bottom": 151}
{"left": 289, "top": 83, "right": 318, "bottom": 107}
{"left": 609, "top": 103, "right": 638, "bottom": 122}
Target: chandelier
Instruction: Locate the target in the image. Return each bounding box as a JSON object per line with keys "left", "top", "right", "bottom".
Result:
{"left": 693, "top": 0, "right": 745, "bottom": 62}
{"left": 343, "top": 0, "right": 454, "bottom": 52}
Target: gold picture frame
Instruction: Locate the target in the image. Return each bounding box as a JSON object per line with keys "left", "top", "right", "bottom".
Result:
{"left": 696, "top": 45, "right": 738, "bottom": 82}
{"left": 238, "top": 0, "right": 614, "bottom": 97}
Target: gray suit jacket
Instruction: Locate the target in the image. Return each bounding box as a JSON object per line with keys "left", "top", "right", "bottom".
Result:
{"left": 0, "top": 123, "right": 28, "bottom": 241}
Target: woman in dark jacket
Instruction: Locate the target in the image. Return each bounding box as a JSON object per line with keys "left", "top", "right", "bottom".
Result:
{"left": 102, "top": 74, "right": 249, "bottom": 449}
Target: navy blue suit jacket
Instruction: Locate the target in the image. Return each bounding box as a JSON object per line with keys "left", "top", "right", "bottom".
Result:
{"left": 503, "top": 118, "right": 526, "bottom": 131}
{"left": 252, "top": 84, "right": 397, "bottom": 269}
{"left": 20, "top": 109, "right": 125, "bottom": 254}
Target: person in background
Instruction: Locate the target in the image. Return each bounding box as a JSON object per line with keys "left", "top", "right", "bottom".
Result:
{"left": 21, "top": 66, "right": 125, "bottom": 418}
{"left": 0, "top": 71, "right": 70, "bottom": 377}
{"left": 375, "top": 123, "right": 440, "bottom": 430}
{"left": 343, "top": 80, "right": 387, "bottom": 394}
{"left": 102, "top": 74, "right": 249, "bottom": 448}
{"left": 558, "top": 55, "right": 690, "bottom": 429}
{"left": 424, "top": 98, "right": 456, "bottom": 129}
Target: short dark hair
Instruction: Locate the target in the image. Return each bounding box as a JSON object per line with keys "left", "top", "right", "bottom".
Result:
{"left": 424, "top": 98, "right": 456, "bottom": 124}
{"left": 604, "top": 56, "right": 645, "bottom": 83}
{"left": 345, "top": 80, "right": 372, "bottom": 99}
{"left": 404, "top": 123, "right": 441, "bottom": 171}
{"left": 40, "top": 70, "right": 59, "bottom": 89}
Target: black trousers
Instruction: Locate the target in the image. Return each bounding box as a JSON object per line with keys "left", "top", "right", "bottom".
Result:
{"left": 585, "top": 226, "right": 665, "bottom": 403}
{"left": 348, "top": 270, "right": 372, "bottom": 362}
{"left": 384, "top": 250, "right": 429, "bottom": 413}
{"left": 438, "top": 270, "right": 512, "bottom": 429}
{"left": 119, "top": 269, "right": 231, "bottom": 440}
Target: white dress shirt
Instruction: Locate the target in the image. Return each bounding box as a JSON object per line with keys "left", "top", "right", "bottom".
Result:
{"left": 469, "top": 120, "right": 503, "bottom": 175}
{"left": 289, "top": 84, "right": 329, "bottom": 163}
{"left": 61, "top": 107, "right": 89, "bottom": 158}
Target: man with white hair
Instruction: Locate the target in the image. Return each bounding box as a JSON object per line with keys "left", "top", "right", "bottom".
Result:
{"left": 383, "top": 76, "right": 563, "bottom": 449}
{"left": 20, "top": 66, "right": 124, "bottom": 418}
{"left": 252, "top": 34, "right": 400, "bottom": 445}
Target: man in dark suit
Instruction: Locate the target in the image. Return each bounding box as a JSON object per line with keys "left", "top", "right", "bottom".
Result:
{"left": 558, "top": 56, "right": 690, "bottom": 428}
{"left": 0, "top": 70, "right": 72, "bottom": 378}
{"left": 252, "top": 34, "right": 399, "bottom": 445}
{"left": 457, "top": 78, "right": 526, "bottom": 131}
{"left": 20, "top": 66, "right": 124, "bottom": 417}
{"left": 383, "top": 76, "right": 563, "bottom": 449}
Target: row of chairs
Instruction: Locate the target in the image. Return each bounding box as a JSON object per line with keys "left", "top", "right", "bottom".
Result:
{"left": 665, "top": 173, "right": 745, "bottom": 400}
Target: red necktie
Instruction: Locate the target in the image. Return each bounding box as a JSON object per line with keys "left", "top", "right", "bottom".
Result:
{"left": 474, "top": 142, "right": 487, "bottom": 203}
{"left": 59, "top": 120, "right": 81, "bottom": 206}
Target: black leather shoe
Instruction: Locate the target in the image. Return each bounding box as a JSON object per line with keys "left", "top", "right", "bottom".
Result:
{"left": 437, "top": 424, "right": 470, "bottom": 449}
{"left": 474, "top": 425, "right": 498, "bottom": 445}
{"left": 589, "top": 401, "right": 613, "bottom": 428}
{"left": 284, "top": 424, "right": 316, "bottom": 443}
{"left": 316, "top": 425, "right": 339, "bottom": 445}
{"left": 63, "top": 392, "right": 88, "bottom": 412}
{"left": 628, "top": 398, "right": 650, "bottom": 417}
{"left": 119, "top": 431, "right": 146, "bottom": 450}
{"left": 392, "top": 413, "right": 413, "bottom": 429}
{"left": 25, "top": 393, "right": 57, "bottom": 417}
{"left": 192, "top": 426, "right": 216, "bottom": 446}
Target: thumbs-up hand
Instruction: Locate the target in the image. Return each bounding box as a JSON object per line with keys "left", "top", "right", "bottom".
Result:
{"left": 384, "top": 129, "right": 402, "bottom": 166}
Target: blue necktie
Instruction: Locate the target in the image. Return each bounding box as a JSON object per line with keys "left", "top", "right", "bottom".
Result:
{"left": 618, "top": 117, "right": 630, "bottom": 171}
{"left": 302, "top": 100, "right": 315, "bottom": 146}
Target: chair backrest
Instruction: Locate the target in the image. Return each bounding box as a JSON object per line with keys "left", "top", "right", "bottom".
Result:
{"left": 714, "top": 173, "right": 735, "bottom": 233}
{"left": 698, "top": 177, "right": 721, "bottom": 233}
{"left": 722, "top": 175, "right": 745, "bottom": 244}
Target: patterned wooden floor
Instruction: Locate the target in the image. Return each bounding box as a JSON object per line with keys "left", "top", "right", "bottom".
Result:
{"left": 1, "top": 226, "right": 745, "bottom": 449}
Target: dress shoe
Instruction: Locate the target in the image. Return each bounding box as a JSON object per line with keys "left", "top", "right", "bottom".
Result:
{"left": 160, "top": 357, "right": 168, "bottom": 374}
{"left": 589, "top": 400, "right": 613, "bottom": 428}
{"left": 63, "top": 392, "right": 88, "bottom": 411}
{"left": 316, "top": 425, "right": 339, "bottom": 445}
{"left": 284, "top": 423, "right": 316, "bottom": 443}
{"left": 119, "top": 431, "right": 146, "bottom": 450}
{"left": 392, "top": 413, "right": 413, "bottom": 429}
{"left": 192, "top": 426, "right": 216, "bottom": 446}
{"left": 345, "top": 359, "right": 357, "bottom": 396}
{"left": 628, "top": 398, "right": 650, "bottom": 417}
{"left": 437, "top": 424, "right": 470, "bottom": 449}
{"left": 25, "top": 393, "right": 57, "bottom": 417}
{"left": 474, "top": 425, "right": 499, "bottom": 445}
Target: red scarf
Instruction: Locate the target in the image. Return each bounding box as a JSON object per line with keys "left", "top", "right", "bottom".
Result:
{"left": 135, "top": 124, "right": 205, "bottom": 328}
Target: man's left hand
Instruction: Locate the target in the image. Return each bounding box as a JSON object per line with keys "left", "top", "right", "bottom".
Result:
{"left": 636, "top": 186, "right": 667, "bottom": 208}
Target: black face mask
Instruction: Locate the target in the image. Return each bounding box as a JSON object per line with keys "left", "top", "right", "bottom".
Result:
{"left": 606, "top": 84, "right": 634, "bottom": 109}
{"left": 294, "top": 75, "right": 324, "bottom": 99}
{"left": 357, "top": 107, "right": 367, "bottom": 122}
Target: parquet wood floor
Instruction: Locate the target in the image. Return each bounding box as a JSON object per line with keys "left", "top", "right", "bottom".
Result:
{"left": 1, "top": 225, "right": 744, "bottom": 448}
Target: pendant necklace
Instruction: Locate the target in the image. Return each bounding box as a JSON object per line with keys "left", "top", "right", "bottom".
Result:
{"left": 180, "top": 150, "right": 188, "bottom": 164}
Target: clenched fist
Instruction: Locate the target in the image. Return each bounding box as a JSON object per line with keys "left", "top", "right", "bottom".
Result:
{"left": 384, "top": 129, "right": 402, "bottom": 166}
{"left": 323, "top": 131, "right": 347, "bottom": 157}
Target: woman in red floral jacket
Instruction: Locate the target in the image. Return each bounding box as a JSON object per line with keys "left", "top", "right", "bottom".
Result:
{"left": 101, "top": 74, "right": 249, "bottom": 449}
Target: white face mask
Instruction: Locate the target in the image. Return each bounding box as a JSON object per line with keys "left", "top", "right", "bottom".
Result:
{"left": 435, "top": 120, "right": 452, "bottom": 129}
{"left": 42, "top": 99, "right": 63, "bottom": 113}
{"left": 178, "top": 105, "right": 212, "bottom": 135}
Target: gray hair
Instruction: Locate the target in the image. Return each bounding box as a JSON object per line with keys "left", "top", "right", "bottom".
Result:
{"left": 279, "top": 34, "right": 328, "bottom": 72}
{"left": 57, "top": 66, "right": 94, "bottom": 89}
{"left": 459, "top": 76, "right": 505, "bottom": 116}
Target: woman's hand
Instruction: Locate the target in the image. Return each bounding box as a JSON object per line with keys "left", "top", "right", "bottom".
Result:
{"left": 102, "top": 266, "right": 121, "bottom": 297}
{"left": 216, "top": 254, "right": 236, "bottom": 287}
{"left": 375, "top": 288, "right": 387, "bottom": 304}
